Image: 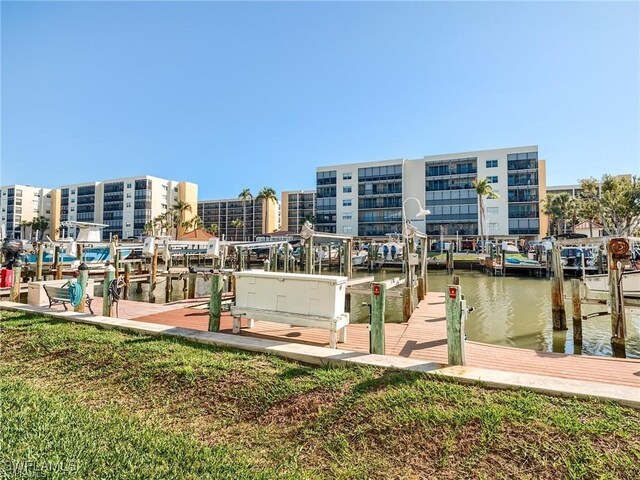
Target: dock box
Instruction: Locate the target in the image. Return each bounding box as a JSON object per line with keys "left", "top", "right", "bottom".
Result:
{"left": 28, "top": 279, "right": 95, "bottom": 307}
{"left": 234, "top": 271, "right": 347, "bottom": 318}
{"left": 231, "top": 271, "right": 349, "bottom": 348}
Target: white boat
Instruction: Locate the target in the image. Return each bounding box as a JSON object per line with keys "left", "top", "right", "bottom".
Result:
{"left": 584, "top": 269, "right": 640, "bottom": 299}
{"left": 351, "top": 250, "right": 369, "bottom": 266}
{"left": 377, "top": 242, "right": 403, "bottom": 261}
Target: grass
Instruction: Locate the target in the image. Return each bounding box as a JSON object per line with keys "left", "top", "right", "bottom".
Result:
{"left": 1, "top": 310, "right": 640, "bottom": 479}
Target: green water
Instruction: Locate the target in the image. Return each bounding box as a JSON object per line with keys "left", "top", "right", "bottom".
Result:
{"left": 126, "top": 269, "right": 640, "bottom": 359}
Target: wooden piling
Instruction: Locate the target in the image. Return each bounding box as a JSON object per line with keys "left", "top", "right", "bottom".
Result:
{"left": 165, "top": 275, "right": 171, "bottom": 303}
{"left": 10, "top": 263, "right": 22, "bottom": 303}
{"left": 452, "top": 275, "right": 460, "bottom": 286}
{"left": 417, "top": 277, "right": 425, "bottom": 301}
{"left": 571, "top": 278, "right": 582, "bottom": 347}
{"left": 551, "top": 245, "right": 567, "bottom": 330}
{"left": 102, "top": 264, "right": 116, "bottom": 317}
{"left": 36, "top": 243, "right": 44, "bottom": 281}
{"left": 149, "top": 244, "right": 158, "bottom": 303}
{"left": 123, "top": 263, "right": 131, "bottom": 300}
{"left": 188, "top": 271, "right": 197, "bottom": 299}
{"left": 609, "top": 255, "right": 626, "bottom": 358}
{"left": 208, "top": 273, "right": 223, "bottom": 332}
{"left": 420, "top": 238, "right": 428, "bottom": 295}
{"left": 402, "top": 286, "right": 411, "bottom": 322}
{"left": 75, "top": 263, "right": 89, "bottom": 313}
{"left": 445, "top": 284, "right": 466, "bottom": 365}
{"left": 370, "top": 282, "right": 386, "bottom": 354}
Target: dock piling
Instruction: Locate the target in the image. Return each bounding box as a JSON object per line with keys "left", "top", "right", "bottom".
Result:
{"left": 76, "top": 263, "right": 88, "bottom": 313}
{"left": 102, "top": 264, "right": 116, "bottom": 317}
{"left": 370, "top": 282, "right": 386, "bottom": 354}
{"left": 208, "top": 273, "right": 223, "bottom": 332}
{"left": 551, "top": 244, "right": 567, "bottom": 330}
{"left": 10, "top": 262, "right": 22, "bottom": 303}
{"left": 123, "top": 263, "right": 131, "bottom": 300}
{"left": 445, "top": 284, "right": 466, "bottom": 366}
{"left": 571, "top": 278, "right": 582, "bottom": 348}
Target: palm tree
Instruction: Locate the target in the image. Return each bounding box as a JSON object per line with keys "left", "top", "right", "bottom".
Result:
{"left": 191, "top": 215, "right": 204, "bottom": 232}
{"left": 231, "top": 218, "right": 243, "bottom": 241}
{"left": 206, "top": 223, "right": 219, "bottom": 235}
{"left": 32, "top": 216, "right": 49, "bottom": 241}
{"left": 238, "top": 188, "right": 253, "bottom": 241}
{"left": 143, "top": 221, "right": 154, "bottom": 237}
{"left": 19, "top": 220, "right": 32, "bottom": 240}
{"left": 256, "top": 187, "right": 277, "bottom": 234}
{"left": 171, "top": 200, "right": 193, "bottom": 239}
{"left": 472, "top": 178, "right": 500, "bottom": 244}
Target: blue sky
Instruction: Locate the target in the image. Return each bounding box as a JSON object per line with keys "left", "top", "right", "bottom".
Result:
{"left": 2, "top": 1, "right": 638, "bottom": 199}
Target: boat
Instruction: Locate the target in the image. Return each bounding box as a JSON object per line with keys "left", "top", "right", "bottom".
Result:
{"left": 584, "top": 269, "right": 640, "bottom": 299}
{"left": 378, "top": 233, "right": 404, "bottom": 261}
{"left": 351, "top": 250, "right": 369, "bottom": 266}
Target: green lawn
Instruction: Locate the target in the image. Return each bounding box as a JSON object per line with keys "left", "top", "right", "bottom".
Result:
{"left": 1, "top": 310, "right": 639, "bottom": 479}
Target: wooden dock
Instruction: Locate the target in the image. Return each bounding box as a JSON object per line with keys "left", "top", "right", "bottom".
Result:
{"left": 80, "top": 293, "right": 640, "bottom": 389}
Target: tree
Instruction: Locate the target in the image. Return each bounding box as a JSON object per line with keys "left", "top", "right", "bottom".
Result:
{"left": 30, "top": 216, "right": 49, "bottom": 241}
{"left": 171, "top": 200, "right": 193, "bottom": 239}
{"left": 256, "top": 187, "right": 277, "bottom": 234}
{"left": 578, "top": 177, "right": 600, "bottom": 237}
{"left": 206, "top": 223, "right": 219, "bottom": 235}
{"left": 231, "top": 218, "right": 243, "bottom": 240}
{"left": 472, "top": 178, "right": 500, "bottom": 242}
{"left": 542, "top": 192, "right": 572, "bottom": 236}
{"left": 598, "top": 175, "right": 640, "bottom": 236}
{"left": 191, "top": 215, "right": 203, "bottom": 232}
{"left": 143, "top": 221, "right": 154, "bottom": 237}
{"left": 19, "top": 220, "right": 32, "bottom": 240}
{"left": 238, "top": 188, "right": 253, "bottom": 241}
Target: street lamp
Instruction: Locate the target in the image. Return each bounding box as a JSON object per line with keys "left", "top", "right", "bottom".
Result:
{"left": 402, "top": 197, "right": 431, "bottom": 236}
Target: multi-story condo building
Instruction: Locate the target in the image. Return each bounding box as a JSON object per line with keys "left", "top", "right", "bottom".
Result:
{"left": 280, "top": 190, "right": 316, "bottom": 233}
{"left": 60, "top": 176, "right": 197, "bottom": 240}
{"left": 198, "top": 196, "right": 279, "bottom": 241}
{"left": 0, "top": 185, "right": 61, "bottom": 240}
{"left": 316, "top": 146, "right": 546, "bottom": 239}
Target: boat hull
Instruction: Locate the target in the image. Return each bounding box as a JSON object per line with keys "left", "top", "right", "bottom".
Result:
{"left": 584, "top": 270, "right": 640, "bottom": 298}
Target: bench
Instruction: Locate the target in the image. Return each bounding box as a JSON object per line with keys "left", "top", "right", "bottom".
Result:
{"left": 230, "top": 306, "right": 348, "bottom": 349}
{"left": 43, "top": 283, "right": 94, "bottom": 314}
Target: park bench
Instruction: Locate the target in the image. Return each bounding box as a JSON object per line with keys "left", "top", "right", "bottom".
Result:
{"left": 43, "top": 282, "right": 94, "bottom": 314}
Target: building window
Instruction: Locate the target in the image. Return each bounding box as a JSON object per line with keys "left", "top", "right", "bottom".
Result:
{"left": 342, "top": 226, "right": 352, "bottom": 233}
{"left": 127, "top": 183, "right": 132, "bottom": 189}
{"left": 71, "top": 199, "right": 75, "bottom": 203}
{"left": 486, "top": 160, "right": 498, "bottom": 168}
{"left": 343, "top": 199, "right": 352, "bottom": 207}
{"left": 487, "top": 207, "right": 499, "bottom": 215}
{"left": 127, "top": 193, "right": 132, "bottom": 198}
{"left": 343, "top": 215, "right": 352, "bottom": 220}
{"left": 342, "top": 173, "right": 352, "bottom": 180}
{"left": 15, "top": 189, "right": 22, "bottom": 197}
{"left": 126, "top": 203, "right": 132, "bottom": 208}
{"left": 488, "top": 222, "right": 498, "bottom": 231}
{"left": 70, "top": 207, "right": 75, "bottom": 212}
{"left": 126, "top": 222, "right": 131, "bottom": 227}
{"left": 343, "top": 186, "right": 352, "bottom": 193}
{"left": 487, "top": 176, "right": 498, "bottom": 183}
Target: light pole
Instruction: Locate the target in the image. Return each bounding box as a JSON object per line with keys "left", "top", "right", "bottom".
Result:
{"left": 402, "top": 197, "right": 431, "bottom": 311}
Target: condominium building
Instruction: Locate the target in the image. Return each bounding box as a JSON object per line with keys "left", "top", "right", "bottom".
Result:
{"left": 280, "top": 190, "right": 316, "bottom": 234}
{"left": 197, "top": 196, "right": 279, "bottom": 241}
{"left": 60, "top": 176, "right": 197, "bottom": 240}
{"left": 316, "top": 145, "right": 546, "bottom": 239}
{"left": 0, "top": 185, "right": 61, "bottom": 240}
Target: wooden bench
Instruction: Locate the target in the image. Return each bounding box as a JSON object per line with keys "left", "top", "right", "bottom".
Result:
{"left": 230, "top": 306, "right": 348, "bottom": 349}
{"left": 43, "top": 283, "right": 94, "bottom": 314}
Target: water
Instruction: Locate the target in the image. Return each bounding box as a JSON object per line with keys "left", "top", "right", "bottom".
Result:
{"left": 120, "top": 269, "right": 640, "bottom": 359}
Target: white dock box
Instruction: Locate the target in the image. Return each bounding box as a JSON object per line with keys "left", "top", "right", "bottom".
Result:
{"left": 233, "top": 271, "right": 348, "bottom": 318}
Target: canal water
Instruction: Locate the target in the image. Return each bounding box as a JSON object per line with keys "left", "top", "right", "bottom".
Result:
{"left": 127, "top": 269, "right": 640, "bottom": 359}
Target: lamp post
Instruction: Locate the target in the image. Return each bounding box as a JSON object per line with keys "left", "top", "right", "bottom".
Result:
{"left": 402, "top": 197, "right": 431, "bottom": 312}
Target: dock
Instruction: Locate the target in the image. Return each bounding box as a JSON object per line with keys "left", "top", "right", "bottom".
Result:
{"left": 79, "top": 292, "right": 639, "bottom": 389}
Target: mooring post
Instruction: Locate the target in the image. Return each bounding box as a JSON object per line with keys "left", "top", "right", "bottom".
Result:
{"left": 445, "top": 284, "right": 466, "bottom": 365}
{"left": 420, "top": 238, "right": 428, "bottom": 295}
{"left": 10, "top": 261, "right": 22, "bottom": 303}
{"left": 402, "top": 286, "right": 411, "bottom": 322}
{"left": 149, "top": 244, "right": 158, "bottom": 303}
{"left": 103, "top": 263, "right": 116, "bottom": 317}
{"left": 571, "top": 278, "right": 582, "bottom": 348}
{"left": 417, "top": 277, "right": 425, "bottom": 301}
{"left": 76, "top": 263, "right": 89, "bottom": 313}
{"left": 501, "top": 248, "right": 506, "bottom": 277}
{"left": 53, "top": 246, "right": 61, "bottom": 279}
{"left": 370, "top": 282, "right": 386, "bottom": 354}
{"left": 36, "top": 243, "right": 44, "bottom": 281}
{"left": 165, "top": 273, "right": 171, "bottom": 303}
{"left": 208, "top": 273, "right": 223, "bottom": 332}
{"left": 447, "top": 242, "right": 454, "bottom": 274}
{"left": 188, "top": 269, "right": 197, "bottom": 299}
{"left": 551, "top": 243, "right": 567, "bottom": 330}
{"left": 284, "top": 243, "right": 290, "bottom": 273}
{"left": 123, "top": 263, "right": 131, "bottom": 300}
{"left": 608, "top": 237, "right": 628, "bottom": 358}
{"left": 77, "top": 244, "right": 83, "bottom": 262}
